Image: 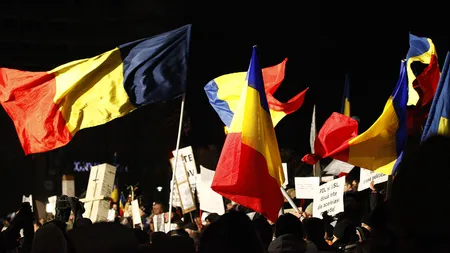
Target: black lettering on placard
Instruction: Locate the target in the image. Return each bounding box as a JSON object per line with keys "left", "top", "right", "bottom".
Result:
{"left": 188, "top": 170, "right": 195, "bottom": 177}
{"left": 319, "top": 188, "right": 326, "bottom": 194}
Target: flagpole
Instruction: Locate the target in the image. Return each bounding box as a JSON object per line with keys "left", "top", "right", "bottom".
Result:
{"left": 168, "top": 94, "right": 186, "bottom": 229}
{"left": 280, "top": 187, "right": 300, "bottom": 214}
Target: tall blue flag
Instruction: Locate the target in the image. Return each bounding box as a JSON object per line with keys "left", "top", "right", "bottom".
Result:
{"left": 422, "top": 52, "right": 450, "bottom": 141}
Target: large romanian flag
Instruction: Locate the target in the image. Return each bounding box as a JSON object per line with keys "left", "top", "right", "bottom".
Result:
{"left": 422, "top": 52, "right": 450, "bottom": 141}
{"left": 211, "top": 46, "right": 285, "bottom": 222}
{"left": 303, "top": 61, "right": 408, "bottom": 174}
{"left": 406, "top": 33, "right": 439, "bottom": 106}
{"left": 204, "top": 58, "right": 308, "bottom": 131}
{"left": 0, "top": 25, "right": 191, "bottom": 154}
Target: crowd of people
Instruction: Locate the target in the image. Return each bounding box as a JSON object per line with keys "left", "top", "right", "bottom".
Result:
{"left": 1, "top": 135, "right": 449, "bottom": 253}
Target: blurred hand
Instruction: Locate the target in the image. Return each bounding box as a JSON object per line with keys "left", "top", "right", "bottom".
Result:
{"left": 369, "top": 180, "right": 376, "bottom": 191}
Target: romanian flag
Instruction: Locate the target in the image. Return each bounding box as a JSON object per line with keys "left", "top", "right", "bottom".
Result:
{"left": 110, "top": 178, "right": 119, "bottom": 203}
{"left": 0, "top": 25, "right": 191, "bottom": 155}
{"left": 303, "top": 61, "right": 408, "bottom": 174}
{"left": 211, "top": 46, "right": 285, "bottom": 222}
{"left": 422, "top": 52, "right": 450, "bottom": 141}
{"left": 341, "top": 73, "right": 351, "bottom": 117}
{"left": 405, "top": 34, "right": 440, "bottom": 135}
{"left": 204, "top": 58, "right": 308, "bottom": 132}
{"left": 406, "top": 33, "right": 439, "bottom": 106}
{"left": 119, "top": 191, "right": 126, "bottom": 217}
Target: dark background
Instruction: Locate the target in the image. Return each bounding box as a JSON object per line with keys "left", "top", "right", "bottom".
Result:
{"left": 0, "top": 0, "right": 447, "bottom": 215}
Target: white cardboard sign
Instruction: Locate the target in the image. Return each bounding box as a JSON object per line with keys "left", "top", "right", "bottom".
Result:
{"left": 294, "top": 177, "right": 320, "bottom": 199}
{"left": 358, "top": 168, "right": 388, "bottom": 191}
{"left": 82, "top": 163, "right": 117, "bottom": 223}
{"left": 197, "top": 165, "right": 225, "bottom": 215}
{"left": 172, "top": 146, "right": 197, "bottom": 188}
{"left": 313, "top": 176, "right": 345, "bottom": 218}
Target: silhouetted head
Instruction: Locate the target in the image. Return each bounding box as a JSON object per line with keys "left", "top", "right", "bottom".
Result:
{"left": 198, "top": 211, "right": 264, "bottom": 253}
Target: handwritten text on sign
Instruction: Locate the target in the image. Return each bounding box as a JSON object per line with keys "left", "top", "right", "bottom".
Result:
{"left": 313, "top": 176, "right": 345, "bottom": 218}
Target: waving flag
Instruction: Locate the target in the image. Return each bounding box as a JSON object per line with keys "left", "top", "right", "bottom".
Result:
{"left": 422, "top": 52, "right": 450, "bottom": 141}
{"left": 406, "top": 34, "right": 439, "bottom": 106}
{"left": 204, "top": 58, "right": 308, "bottom": 131}
{"left": 303, "top": 61, "right": 408, "bottom": 174}
{"left": 119, "top": 191, "right": 126, "bottom": 217}
{"left": 211, "top": 46, "right": 284, "bottom": 222}
{"left": 0, "top": 25, "right": 191, "bottom": 154}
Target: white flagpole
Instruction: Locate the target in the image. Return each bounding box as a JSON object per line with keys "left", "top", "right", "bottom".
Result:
{"left": 280, "top": 187, "right": 300, "bottom": 214}
{"left": 168, "top": 94, "right": 186, "bottom": 229}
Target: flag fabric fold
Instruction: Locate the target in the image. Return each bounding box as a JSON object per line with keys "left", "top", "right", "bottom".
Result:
{"left": 422, "top": 52, "right": 450, "bottom": 141}
{"left": 406, "top": 33, "right": 439, "bottom": 106}
{"left": 204, "top": 58, "right": 308, "bottom": 130}
{"left": 0, "top": 25, "right": 191, "bottom": 155}
{"left": 303, "top": 61, "right": 408, "bottom": 174}
{"left": 211, "top": 46, "right": 285, "bottom": 222}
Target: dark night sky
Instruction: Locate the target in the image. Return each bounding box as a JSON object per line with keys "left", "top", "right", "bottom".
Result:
{"left": 0, "top": 0, "right": 448, "bottom": 214}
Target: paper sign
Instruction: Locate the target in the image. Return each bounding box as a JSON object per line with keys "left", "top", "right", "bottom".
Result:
{"left": 294, "top": 177, "right": 320, "bottom": 199}
{"left": 48, "top": 196, "right": 57, "bottom": 215}
{"left": 197, "top": 165, "right": 225, "bottom": 215}
{"left": 170, "top": 157, "right": 196, "bottom": 214}
{"left": 282, "top": 163, "right": 288, "bottom": 188}
{"left": 22, "top": 195, "right": 33, "bottom": 212}
{"left": 313, "top": 176, "right": 345, "bottom": 218}
{"left": 358, "top": 168, "right": 389, "bottom": 191}
{"left": 83, "top": 163, "right": 117, "bottom": 223}
{"left": 107, "top": 209, "right": 116, "bottom": 222}
{"left": 62, "top": 175, "right": 75, "bottom": 197}
{"left": 169, "top": 180, "right": 182, "bottom": 207}
{"left": 178, "top": 183, "right": 196, "bottom": 212}
{"left": 172, "top": 146, "right": 197, "bottom": 188}
{"left": 131, "top": 199, "right": 141, "bottom": 225}
{"left": 321, "top": 176, "right": 334, "bottom": 182}
{"left": 153, "top": 214, "right": 165, "bottom": 232}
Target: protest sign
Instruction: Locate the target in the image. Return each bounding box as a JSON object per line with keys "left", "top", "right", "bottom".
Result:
{"left": 358, "top": 168, "right": 388, "bottom": 191}
{"left": 62, "top": 174, "right": 75, "bottom": 197}
{"left": 294, "top": 177, "right": 320, "bottom": 199}
{"left": 82, "top": 163, "right": 116, "bottom": 223}
{"left": 22, "top": 195, "right": 33, "bottom": 211}
{"left": 313, "top": 176, "right": 345, "bottom": 218}
{"left": 170, "top": 158, "right": 196, "bottom": 214}
{"left": 172, "top": 146, "right": 197, "bottom": 188}
{"left": 197, "top": 165, "right": 225, "bottom": 215}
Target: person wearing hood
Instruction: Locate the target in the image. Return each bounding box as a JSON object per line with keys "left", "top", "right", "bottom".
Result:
{"left": 268, "top": 213, "right": 306, "bottom": 253}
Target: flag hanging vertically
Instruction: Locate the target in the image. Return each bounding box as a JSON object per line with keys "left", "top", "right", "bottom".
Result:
{"left": 422, "top": 52, "right": 450, "bottom": 141}
{"left": 119, "top": 191, "right": 126, "bottom": 217}
{"left": 0, "top": 25, "right": 191, "bottom": 155}
{"left": 211, "top": 46, "right": 285, "bottom": 222}
{"left": 204, "top": 58, "right": 308, "bottom": 132}
{"left": 406, "top": 33, "right": 439, "bottom": 106}
{"left": 303, "top": 61, "right": 408, "bottom": 174}
{"left": 341, "top": 73, "right": 351, "bottom": 117}
{"left": 310, "top": 105, "right": 321, "bottom": 176}
{"left": 111, "top": 178, "right": 119, "bottom": 203}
